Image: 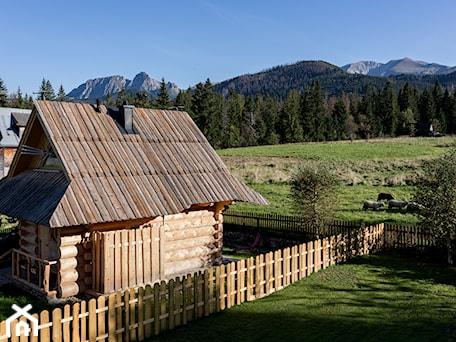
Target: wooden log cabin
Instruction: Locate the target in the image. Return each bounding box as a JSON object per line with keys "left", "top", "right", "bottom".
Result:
{"left": 0, "top": 100, "right": 268, "bottom": 300}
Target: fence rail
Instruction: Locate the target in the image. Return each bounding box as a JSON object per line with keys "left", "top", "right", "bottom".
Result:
{"left": 223, "top": 211, "right": 362, "bottom": 241}
{"left": 384, "top": 223, "right": 435, "bottom": 249}
{"left": 0, "top": 224, "right": 385, "bottom": 341}
{"left": 224, "top": 211, "right": 435, "bottom": 250}
{"left": 11, "top": 249, "right": 57, "bottom": 298}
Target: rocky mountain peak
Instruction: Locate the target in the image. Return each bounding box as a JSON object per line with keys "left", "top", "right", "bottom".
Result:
{"left": 67, "top": 72, "right": 180, "bottom": 101}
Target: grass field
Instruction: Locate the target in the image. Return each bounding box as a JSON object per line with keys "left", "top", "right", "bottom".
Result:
{"left": 150, "top": 254, "right": 456, "bottom": 342}
{"left": 220, "top": 136, "right": 453, "bottom": 160}
{"left": 218, "top": 136, "right": 456, "bottom": 225}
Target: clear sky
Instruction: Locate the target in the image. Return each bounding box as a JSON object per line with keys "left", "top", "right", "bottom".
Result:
{"left": 2, "top": 0, "right": 456, "bottom": 97}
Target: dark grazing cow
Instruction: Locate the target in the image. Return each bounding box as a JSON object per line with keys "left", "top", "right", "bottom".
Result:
{"left": 377, "top": 193, "right": 394, "bottom": 202}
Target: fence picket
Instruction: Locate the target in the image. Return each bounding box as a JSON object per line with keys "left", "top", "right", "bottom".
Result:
{"left": 52, "top": 308, "right": 62, "bottom": 342}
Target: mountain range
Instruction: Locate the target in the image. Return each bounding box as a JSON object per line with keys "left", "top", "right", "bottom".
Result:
{"left": 67, "top": 58, "right": 456, "bottom": 101}
{"left": 67, "top": 72, "right": 180, "bottom": 101}
{"left": 342, "top": 57, "right": 456, "bottom": 76}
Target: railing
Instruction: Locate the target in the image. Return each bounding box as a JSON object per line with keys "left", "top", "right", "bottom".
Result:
{"left": 11, "top": 249, "right": 58, "bottom": 298}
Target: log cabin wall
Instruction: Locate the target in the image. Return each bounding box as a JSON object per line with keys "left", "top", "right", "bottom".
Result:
{"left": 57, "top": 233, "right": 92, "bottom": 298}
{"left": 19, "top": 221, "right": 59, "bottom": 262}
{"left": 19, "top": 220, "right": 38, "bottom": 257}
{"left": 163, "top": 210, "right": 218, "bottom": 277}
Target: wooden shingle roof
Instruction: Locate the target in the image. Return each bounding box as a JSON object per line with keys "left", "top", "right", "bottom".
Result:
{"left": 0, "top": 100, "right": 267, "bottom": 228}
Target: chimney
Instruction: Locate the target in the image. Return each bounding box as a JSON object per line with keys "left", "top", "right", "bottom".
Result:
{"left": 95, "top": 99, "right": 102, "bottom": 113}
{"left": 119, "top": 101, "right": 135, "bottom": 134}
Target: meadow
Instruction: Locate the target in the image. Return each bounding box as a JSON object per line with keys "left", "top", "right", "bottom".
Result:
{"left": 218, "top": 136, "right": 456, "bottom": 225}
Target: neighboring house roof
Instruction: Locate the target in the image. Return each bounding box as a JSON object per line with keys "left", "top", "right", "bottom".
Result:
{"left": 0, "top": 107, "right": 31, "bottom": 147}
{"left": 0, "top": 100, "right": 268, "bottom": 228}
{"left": 11, "top": 111, "right": 31, "bottom": 127}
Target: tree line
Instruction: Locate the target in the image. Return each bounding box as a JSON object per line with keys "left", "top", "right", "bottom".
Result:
{"left": 174, "top": 79, "right": 456, "bottom": 149}
{"left": 2, "top": 76, "right": 456, "bottom": 149}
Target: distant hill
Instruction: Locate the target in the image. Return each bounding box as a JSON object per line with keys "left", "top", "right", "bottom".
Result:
{"left": 212, "top": 59, "right": 456, "bottom": 99}
{"left": 67, "top": 72, "right": 180, "bottom": 101}
{"left": 342, "top": 57, "right": 456, "bottom": 76}
{"left": 213, "top": 60, "right": 394, "bottom": 99}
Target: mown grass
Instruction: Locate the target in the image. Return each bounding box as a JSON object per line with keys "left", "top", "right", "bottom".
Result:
{"left": 150, "top": 254, "right": 456, "bottom": 342}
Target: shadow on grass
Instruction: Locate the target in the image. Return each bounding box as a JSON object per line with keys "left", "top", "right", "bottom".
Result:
{"left": 0, "top": 283, "right": 60, "bottom": 320}
{"left": 150, "top": 254, "right": 456, "bottom": 342}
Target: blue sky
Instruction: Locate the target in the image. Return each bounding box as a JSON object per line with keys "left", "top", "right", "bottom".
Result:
{"left": 2, "top": 0, "right": 456, "bottom": 97}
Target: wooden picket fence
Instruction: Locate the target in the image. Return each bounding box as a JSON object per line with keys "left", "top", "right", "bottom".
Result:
{"left": 224, "top": 211, "right": 436, "bottom": 250}
{"left": 384, "top": 223, "right": 435, "bottom": 250}
{"left": 0, "top": 224, "right": 384, "bottom": 342}
{"left": 224, "top": 211, "right": 362, "bottom": 241}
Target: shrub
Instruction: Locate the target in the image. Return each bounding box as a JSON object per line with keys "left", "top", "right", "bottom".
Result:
{"left": 290, "top": 163, "right": 338, "bottom": 236}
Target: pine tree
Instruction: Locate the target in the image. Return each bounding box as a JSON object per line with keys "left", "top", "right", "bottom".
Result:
{"left": 14, "top": 87, "right": 25, "bottom": 108}
{"left": 357, "top": 87, "right": 375, "bottom": 139}
{"left": 302, "top": 80, "right": 326, "bottom": 141}
{"left": 0, "top": 78, "right": 8, "bottom": 106}
{"left": 134, "top": 91, "right": 151, "bottom": 108}
{"left": 38, "top": 79, "right": 56, "bottom": 100}
{"left": 155, "top": 78, "right": 172, "bottom": 109}
{"left": 116, "top": 87, "right": 128, "bottom": 106}
{"left": 106, "top": 93, "right": 115, "bottom": 106}
{"left": 279, "top": 89, "right": 303, "bottom": 143}
{"left": 260, "top": 94, "right": 280, "bottom": 145}
{"left": 226, "top": 89, "right": 244, "bottom": 147}
{"left": 57, "top": 85, "right": 66, "bottom": 101}
{"left": 174, "top": 88, "right": 193, "bottom": 113}
{"left": 253, "top": 94, "right": 267, "bottom": 145}
{"left": 376, "top": 82, "right": 399, "bottom": 137}
{"left": 398, "top": 82, "right": 418, "bottom": 117}
{"left": 191, "top": 79, "right": 221, "bottom": 148}
{"left": 332, "top": 98, "right": 349, "bottom": 140}
{"left": 418, "top": 87, "right": 435, "bottom": 124}
{"left": 241, "top": 95, "right": 259, "bottom": 146}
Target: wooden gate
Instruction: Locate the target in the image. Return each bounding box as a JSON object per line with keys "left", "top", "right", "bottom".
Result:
{"left": 92, "top": 220, "right": 165, "bottom": 294}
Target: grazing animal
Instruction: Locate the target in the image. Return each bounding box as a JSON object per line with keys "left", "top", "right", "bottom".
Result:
{"left": 377, "top": 193, "right": 394, "bottom": 202}
{"left": 388, "top": 199, "right": 408, "bottom": 210}
{"left": 406, "top": 202, "right": 425, "bottom": 213}
{"left": 363, "top": 200, "right": 385, "bottom": 211}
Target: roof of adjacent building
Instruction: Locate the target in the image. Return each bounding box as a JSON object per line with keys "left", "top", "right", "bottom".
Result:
{"left": 11, "top": 111, "right": 31, "bottom": 127}
{"left": 0, "top": 100, "right": 268, "bottom": 228}
{"left": 0, "top": 107, "right": 31, "bottom": 147}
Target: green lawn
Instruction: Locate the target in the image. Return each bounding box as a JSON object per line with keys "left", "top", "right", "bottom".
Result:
{"left": 150, "top": 254, "right": 456, "bottom": 342}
